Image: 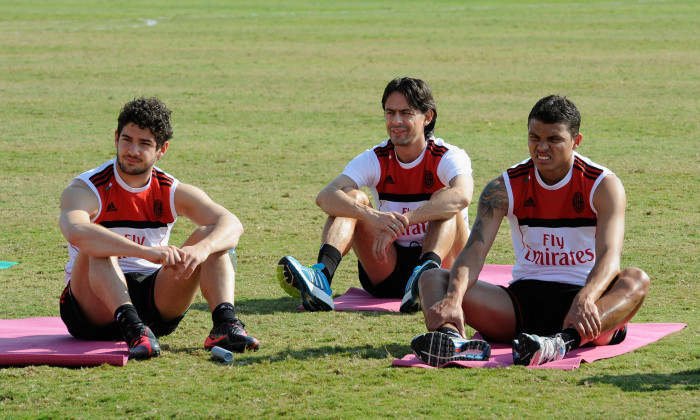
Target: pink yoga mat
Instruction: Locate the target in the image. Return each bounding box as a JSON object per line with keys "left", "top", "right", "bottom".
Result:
{"left": 300, "top": 264, "right": 513, "bottom": 312}
{"left": 393, "top": 323, "right": 687, "bottom": 370}
{"left": 0, "top": 317, "right": 128, "bottom": 367}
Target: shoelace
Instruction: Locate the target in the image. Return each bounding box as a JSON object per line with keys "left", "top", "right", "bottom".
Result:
{"left": 539, "top": 335, "right": 565, "bottom": 362}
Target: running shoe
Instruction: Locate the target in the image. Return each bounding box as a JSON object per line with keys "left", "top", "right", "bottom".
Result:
{"left": 277, "top": 256, "right": 301, "bottom": 298}
{"left": 512, "top": 333, "right": 567, "bottom": 366}
{"left": 410, "top": 330, "right": 491, "bottom": 367}
{"left": 400, "top": 260, "right": 440, "bottom": 313}
{"left": 277, "top": 256, "right": 334, "bottom": 311}
{"left": 204, "top": 318, "right": 260, "bottom": 353}
{"left": 608, "top": 324, "right": 628, "bottom": 345}
{"left": 125, "top": 323, "right": 161, "bottom": 360}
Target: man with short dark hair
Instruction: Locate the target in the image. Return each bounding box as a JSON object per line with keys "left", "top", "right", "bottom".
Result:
{"left": 59, "top": 97, "right": 259, "bottom": 359}
{"left": 409, "top": 95, "right": 650, "bottom": 367}
{"left": 277, "top": 77, "right": 474, "bottom": 312}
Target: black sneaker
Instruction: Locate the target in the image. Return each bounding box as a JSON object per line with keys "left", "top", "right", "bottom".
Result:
{"left": 410, "top": 330, "right": 491, "bottom": 367}
{"left": 125, "top": 323, "right": 161, "bottom": 360}
{"left": 204, "top": 318, "right": 260, "bottom": 353}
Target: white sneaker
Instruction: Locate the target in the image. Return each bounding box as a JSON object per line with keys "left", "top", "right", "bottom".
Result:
{"left": 512, "top": 333, "right": 567, "bottom": 366}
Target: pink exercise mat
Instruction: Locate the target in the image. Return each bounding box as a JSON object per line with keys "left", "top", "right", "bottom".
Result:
{"left": 300, "top": 264, "right": 513, "bottom": 312}
{"left": 0, "top": 317, "right": 128, "bottom": 367}
{"left": 393, "top": 323, "right": 687, "bottom": 370}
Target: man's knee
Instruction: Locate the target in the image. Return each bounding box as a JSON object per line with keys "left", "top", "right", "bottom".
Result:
{"left": 620, "top": 267, "right": 651, "bottom": 298}
{"left": 417, "top": 267, "right": 449, "bottom": 292}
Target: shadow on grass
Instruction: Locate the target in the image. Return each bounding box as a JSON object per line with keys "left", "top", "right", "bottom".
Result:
{"left": 164, "top": 342, "right": 411, "bottom": 365}
{"left": 579, "top": 369, "right": 699, "bottom": 392}
{"left": 189, "top": 298, "right": 413, "bottom": 317}
{"left": 230, "top": 342, "right": 411, "bottom": 365}
{"left": 188, "top": 297, "right": 302, "bottom": 315}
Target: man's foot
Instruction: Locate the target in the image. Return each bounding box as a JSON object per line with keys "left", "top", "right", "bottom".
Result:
{"left": 512, "top": 333, "right": 567, "bottom": 366}
{"left": 204, "top": 318, "right": 260, "bottom": 353}
{"left": 400, "top": 260, "right": 440, "bottom": 314}
{"left": 410, "top": 330, "right": 491, "bottom": 367}
{"left": 125, "top": 323, "right": 161, "bottom": 360}
{"left": 277, "top": 256, "right": 334, "bottom": 311}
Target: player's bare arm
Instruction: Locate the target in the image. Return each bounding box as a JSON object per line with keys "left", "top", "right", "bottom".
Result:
{"left": 424, "top": 176, "right": 508, "bottom": 336}
{"left": 316, "top": 174, "right": 409, "bottom": 235}
{"left": 172, "top": 183, "right": 243, "bottom": 280}
{"left": 563, "top": 174, "right": 627, "bottom": 340}
{"left": 58, "top": 180, "right": 183, "bottom": 266}
{"left": 402, "top": 173, "right": 473, "bottom": 227}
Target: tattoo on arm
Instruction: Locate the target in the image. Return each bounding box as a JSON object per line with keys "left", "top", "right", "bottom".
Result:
{"left": 465, "top": 178, "right": 508, "bottom": 249}
{"left": 478, "top": 178, "right": 508, "bottom": 218}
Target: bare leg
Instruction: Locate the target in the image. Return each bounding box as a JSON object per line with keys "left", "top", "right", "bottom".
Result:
{"left": 418, "top": 268, "right": 517, "bottom": 342}
{"left": 154, "top": 226, "right": 235, "bottom": 320}
{"left": 586, "top": 267, "right": 650, "bottom": 346}
{"left": 68, "top": 251, "right": 131, "bottom": 325}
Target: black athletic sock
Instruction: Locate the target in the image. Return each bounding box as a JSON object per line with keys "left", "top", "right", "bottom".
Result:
{"left": 560, "top": 327, "right": 582, "bottom": 352}
{"left": 317, "top": 244, "right": 342, "bottom": 285}
{"left": 212, "top": 302, "right": 236, "bottom": 327}
{"left": 436, "top": 326, "right": 460, "bottom": 337}
{"left": 418, "top": 251, "right": 442, "bottom": 267}
{"left": 114, "top": 304, "right": 143, "bottom": 340}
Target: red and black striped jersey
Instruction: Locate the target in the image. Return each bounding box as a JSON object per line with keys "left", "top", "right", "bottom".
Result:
{"left": 503, "top": 153, "right": 612, "bottom": 286}
{"left": 64, "top": 160, "right": 179, "bottom": 281}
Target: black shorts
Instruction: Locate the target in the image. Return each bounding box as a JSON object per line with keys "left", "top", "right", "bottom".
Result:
{"left": 500, "top": 279, "right": 582, "bottom": 336}
{"left": 358, "top": 244, "right": 423, "bottom": 298}
{"left": 59, "top": 270, "right": 184, "bottom": 341}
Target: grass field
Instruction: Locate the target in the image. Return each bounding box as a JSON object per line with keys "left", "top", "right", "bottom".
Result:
{"left": 1, "top": 0, "right": 698, "bottom": 417}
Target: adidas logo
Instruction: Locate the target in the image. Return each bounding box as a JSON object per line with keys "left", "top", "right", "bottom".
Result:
{"left": 524, "top": 197, "right": 536, "bottom": 207}
{"left": 384, "top": 175, "right": 395, "bottom": 185}
{"left": 106, "top": 202, "right": 118, "bottom": 212}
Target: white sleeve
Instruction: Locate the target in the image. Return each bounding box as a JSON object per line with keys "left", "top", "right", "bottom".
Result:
{"left": 341, "top": 149, "right": 381, "bottom": 188}
{"left": 437, "top": 147, "right": 472, "bottom": 186}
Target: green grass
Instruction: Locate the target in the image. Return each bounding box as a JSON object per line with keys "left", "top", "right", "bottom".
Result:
{"left": 1, "top": 0, "right": 698, "bottom": 417}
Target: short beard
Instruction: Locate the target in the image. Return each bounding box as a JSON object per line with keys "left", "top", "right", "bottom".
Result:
{"left": 116, "top": 155, "right": 152, "bottom": 176}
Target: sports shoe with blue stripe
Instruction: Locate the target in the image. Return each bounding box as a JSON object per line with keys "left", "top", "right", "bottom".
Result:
{"left": 410, "top": 329, "right": 491, "bottom": 367}
{"left": 277, "top": 256, "right": 334, "bottom": 311}
{"left": 400, "top": 260, "right": 440, "bottom": 313}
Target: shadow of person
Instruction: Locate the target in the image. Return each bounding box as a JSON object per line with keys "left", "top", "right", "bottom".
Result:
{"left": 579, "top": 369, "right": 699, "bottom": 392}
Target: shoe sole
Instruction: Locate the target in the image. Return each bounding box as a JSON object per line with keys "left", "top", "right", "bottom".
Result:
{"left": 282, "top": 256, "right": 334, "bottom": 311}
{"left": 277, "top": 257, "right": 301, "bottom": 298}
{"left": 411, "top": 332, "right": 490, "bottom": 367}
{"left": 512, "top": 333, "right": 541, "bottom": 366}
{"left": 399, "top": 291, "right": 420, "bottom": 314}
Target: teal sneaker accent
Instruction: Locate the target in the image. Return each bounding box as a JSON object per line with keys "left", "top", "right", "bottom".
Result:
{"left": 277, "top": 256, "right": 334, "bottom": 311}
{"left": 399, "top": 260, "right": 440, "bottom": 313}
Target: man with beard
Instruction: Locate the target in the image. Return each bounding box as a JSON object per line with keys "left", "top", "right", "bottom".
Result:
{"left": 58, "top": 97, "right": 259, "bottom": 359}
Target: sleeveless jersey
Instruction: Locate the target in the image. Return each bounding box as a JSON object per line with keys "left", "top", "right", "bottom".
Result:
{"left": 503, "top": 152, "right": 612, "bottom": 286}
{"left": 343, "top": 137, "right": 472, "bottom": 247}
{"left": 64, "top": 159, "right": 179, "bottom": 281}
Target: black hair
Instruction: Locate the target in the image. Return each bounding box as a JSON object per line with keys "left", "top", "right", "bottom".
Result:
{"left": 528, "top": 95, "right": 581, "bottom": 136}
{"left": 381, "top": 77, "right": 437, "bottom": 139}
{"left": 117, "top": 97, "right": 173, "bottom": 148}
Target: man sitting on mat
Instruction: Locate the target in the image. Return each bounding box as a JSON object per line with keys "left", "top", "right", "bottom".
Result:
{"left": 276, "top": 77, "right": 474, "bottom": 312}
{"left": 409, "top": 95, "right": 650, "bottom": 366}
{"left": 58, "top": 97, "right": 258, "bottom": 359}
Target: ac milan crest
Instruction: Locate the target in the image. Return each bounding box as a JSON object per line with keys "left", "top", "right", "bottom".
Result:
{"left": 423, "top": 171, "right": 434, "bottom": 189}
{"left": 153, "top": 199, "right": 164, "bottom": 218}
{"left": 572, "top": 192, "right": 585, "bottom": 213}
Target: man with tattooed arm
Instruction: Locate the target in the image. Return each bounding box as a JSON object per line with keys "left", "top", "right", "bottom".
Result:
{"left": 407, "top": 95, "right": 650, "bottom": 367}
